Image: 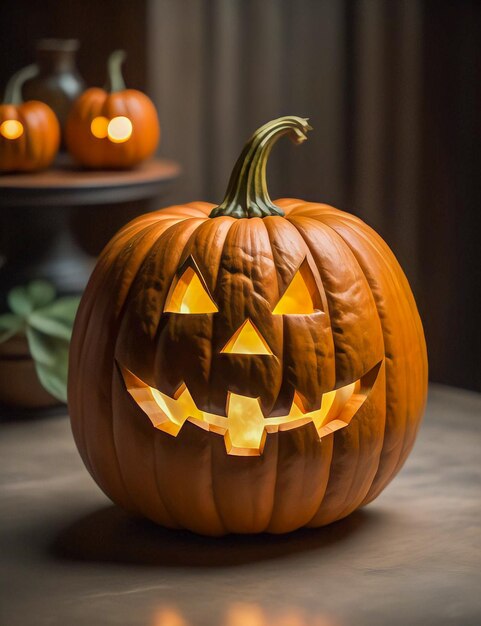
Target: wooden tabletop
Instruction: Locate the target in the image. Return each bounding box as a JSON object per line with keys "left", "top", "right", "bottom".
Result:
{"left": 0, "top": 156, "right": 181, "bottom": 207}
{"left": 0, "top": 384, "right": 480, "bottom": 626}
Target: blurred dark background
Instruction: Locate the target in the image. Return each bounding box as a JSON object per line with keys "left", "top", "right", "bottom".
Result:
{"left": 0, "top": 0, "right": 479, "bottom": 391}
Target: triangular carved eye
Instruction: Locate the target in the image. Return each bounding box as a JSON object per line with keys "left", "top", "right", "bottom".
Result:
{"left": 164, "top": 266, "right": 218, "bottom": 314}
{"left": 273, "top": 260, "right": 322, "bottom": 315}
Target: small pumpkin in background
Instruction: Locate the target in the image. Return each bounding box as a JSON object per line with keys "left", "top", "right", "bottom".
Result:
{"left": 65, "top": 50, "right": 160, "bottom": 169}
{"left": 0, "top": 64, "right": 60, "bottom": 172}
{"left": 69, "top": 116, "right": 428, "bottom": 536}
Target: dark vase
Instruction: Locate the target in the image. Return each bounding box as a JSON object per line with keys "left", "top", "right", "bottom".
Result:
{"left": 23, "top": 39, "right": 86, "bottom": 149}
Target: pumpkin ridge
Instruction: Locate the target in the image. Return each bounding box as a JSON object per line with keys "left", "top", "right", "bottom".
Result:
{"left": 286, "top": 214, "right": 384, "bottom": 516}
{"left": 358, "top": 227, "right": 423, "bottom": 468}
{"left": 120, "top": 216, "right": 208, "bottom": 374}
{"left": 321, "top": 216, "right": 425, "bottom": 501}
{"left": 200, "top": 218, "right": 244, "bottom": 534}
{"left": 312, "top": 218, "right": 387, "bottom": 514}
{"left": 208, "top": 435, "right": 229, "bottom": 534}
{"left": 206, "top": 217, "right": 281, "bottom": 530}
{"left": 152, "top": 431, "right": 181, "bottom": 528}
{"left": 109, "top": 363, "right": 142, "bottom": 517}
{"left": 31, "top": 105, "right": 49, "bottom": 165}
{"left": 14, "top": 106, "right": 27, "bottom": 168}
{"left": 19, "top": 106, "right": 36, "bottom": 168}
{"left": 89, "top": 223, "right": 167, "bottom": 488}
{"left": 331, "top": 222, "right": 415, "bottom": 479}
{"left": 263, "top": 429, "right": 280, "bottom": 532}
{"left": 114, "top": 216, "right": 212, "bottom": 522}
{"left": 330, "top": 219, "right": 427, "bottom": 496}
{"left": 283, "top": 220, "right": 355, "bottom": 520}
{"left": 196, "top": 216, "right": 235, "bottom": 416}
{"left": 72, "top": 219, "right": 176, "bottom": 509}
{"left": 250, "top": 217, "right": 282, "bottom": 531}
{"left": 353, "top": 219, "right": 428, "bottom": 398}
{"left": 263, "top": 215, "right": 337, "bottom": 526}
{"left": 29, "top": 105, "right": 47, "bottom": 166}
{"left": 305, "top": 435, "right": 335, "bottom": 527}
{"left": 263, "top": 214, "right": 329, "bottom": 409}
{"left": 143, "top": 218, "right": 212, "bottom": 525}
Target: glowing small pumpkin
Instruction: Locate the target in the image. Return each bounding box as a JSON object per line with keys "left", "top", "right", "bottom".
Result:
{"left": 65, "top": 50, "right": 160, "bottom": 169}
{"left": 69, "top": 116, "right": 427, "bottom": 535}
{"left": 0, "top": 64, "right": 60, "bottom": 172}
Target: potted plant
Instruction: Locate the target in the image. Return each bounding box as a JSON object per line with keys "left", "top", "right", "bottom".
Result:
{"left": 0, "top": 280, "right": 79, "bottom": 409}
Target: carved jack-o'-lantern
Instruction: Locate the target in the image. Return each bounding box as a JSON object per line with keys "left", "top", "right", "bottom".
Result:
{"left": 0, "top": 64, "right": 60, "bottom": 172}
{"left": 68, "top": 116, "right": 427, "bottom": 535}
{"left": 65, "top": 50, "right": 159, "bottom": 169}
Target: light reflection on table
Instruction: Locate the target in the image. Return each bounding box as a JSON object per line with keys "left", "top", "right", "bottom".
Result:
{"left": 152, "top": 603, "right": 342, "bottom": 626}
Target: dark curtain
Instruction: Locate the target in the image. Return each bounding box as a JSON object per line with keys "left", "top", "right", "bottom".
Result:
{"left": 148, "top": 0, "right": 480, "bottom": 391}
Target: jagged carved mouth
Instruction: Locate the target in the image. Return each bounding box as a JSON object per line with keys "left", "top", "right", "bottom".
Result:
{"left": 120, "top": 362, "right": 381, "bottom": 456}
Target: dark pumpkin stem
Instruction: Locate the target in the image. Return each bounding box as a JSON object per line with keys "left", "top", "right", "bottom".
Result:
{"left": 105, "top": 50, "right": 127, "bottom": 93}
{"left": 3, "top": 64, "right": 38, "bottom": 105}
{"left": 210, "top": 116, "right": 312, "bottom": 219}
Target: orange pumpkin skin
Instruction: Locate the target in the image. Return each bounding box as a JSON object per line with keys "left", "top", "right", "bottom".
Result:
{"left": 65, "top": 87, "right": 160, "bottom": 169}
{"left": 0, "top": 101, "right": 59, "bottom": 172}
{"left": 68, "top": 118, "right": 427, "bottom": 535}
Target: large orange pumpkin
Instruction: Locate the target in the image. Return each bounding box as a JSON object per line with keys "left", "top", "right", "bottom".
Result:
{"left": 0, "top": 64, "right": 60, "bottom": 172}
{"left": 65, "top": 50, "right": 159, "bottom": 169}
{"left": 68, "top": 116, "right": 427, "bottom": 535}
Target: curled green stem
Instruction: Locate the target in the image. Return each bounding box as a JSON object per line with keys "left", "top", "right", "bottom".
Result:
{"left": 210, "top": 116, "right": 312, "bottom": 219}
{"left": 3, "top": 64, "right": 38, "bottom": 105}
{"left": 105, "top": 50, "right": 127, "bottom": 92}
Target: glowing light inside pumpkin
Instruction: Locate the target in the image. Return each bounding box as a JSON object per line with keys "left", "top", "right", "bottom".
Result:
{"left": 273, "top": 266, "right": 317, "bottom": 315}
{"left": 107, "top": 116, "right": 132, "bottom": 143}
{"left": 225, "top": 393, "right": 267, "bottom": 453}
{"left": 0, "top": 119, "right": 24, "bottom": 140}
{"left": 164, "top": 266, "right": 218, "bottom": 314}
{"left": 221, "top": 319, "right": 272, "bottom": 355}
{"left": 90, "top": 116, "right": 109, "bottom": 138}
{"left": 122, "top": 364, "right": 378, "bottom": 456}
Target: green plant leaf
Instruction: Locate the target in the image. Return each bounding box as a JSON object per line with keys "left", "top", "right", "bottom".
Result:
{"left": 26, "top": 327, "right": 57, "bottom": 366}
{"left": 33, "top": 346, "right": 69, "bottom": 402}
{"left": 26, "top": 327, "right": 70, "bottom": 402}
{"left": 7, "top": 285, "right": 33, "bottom": 316}
{"left": 0, "top": 313, "right": 24, "bottom": 343}
{"left": 29, "top": 312, "right": 73, "bottom": 341}
{"left": 28, "top": 296, "right": 80, "bottom": 340}
{"left": 27, "top": 280, "right": 56, "bottom": 309}
{"left": 7, "top": 280, "right": 57, "bottom": 316}
{"left": 6, "top": 284, "right": 77, "bottom": 403}
{"left": 37, "top": 296, "right": 81, "bottom": 323}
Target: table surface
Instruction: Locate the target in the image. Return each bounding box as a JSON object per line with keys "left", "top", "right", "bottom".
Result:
{"left": 1, "top": 385, "right": 480, "bottom": 626}
{"left": 0, "top": 156, "right": 181, "bottom": 206}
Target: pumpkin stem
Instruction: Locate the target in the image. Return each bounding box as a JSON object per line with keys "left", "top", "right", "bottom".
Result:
{"left": 105, "top": 49, "right": 127, "bottom": 93}
{"left": 3, "top": 64, "right": 38, "bottom": 105}
{"left": 210, "top": 116, "right": 312, "bottom": 219}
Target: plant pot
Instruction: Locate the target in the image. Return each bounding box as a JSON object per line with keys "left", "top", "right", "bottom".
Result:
{"left": 0, "top": 335, "right": 59, "bottom": 409}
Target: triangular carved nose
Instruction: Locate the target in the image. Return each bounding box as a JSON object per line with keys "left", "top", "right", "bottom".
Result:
{"left": 221, "top": 319, "right": 273, "bottom": 355}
